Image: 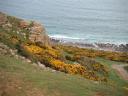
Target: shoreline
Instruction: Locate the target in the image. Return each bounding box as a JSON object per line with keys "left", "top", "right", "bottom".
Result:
{"left": 50, "top": 38, "right": 128, "bottom": 52}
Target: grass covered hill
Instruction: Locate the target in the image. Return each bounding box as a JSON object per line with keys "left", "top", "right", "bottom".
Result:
{"left": 0, "top": 12, "right": 128, "bottom": 96}
{"left": 0, "top": 43, "right": 128, "bottom": 96}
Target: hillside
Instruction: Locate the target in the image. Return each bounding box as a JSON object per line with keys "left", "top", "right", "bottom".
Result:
{"left": 0, "top": 12, "right": 128, "bottom": 96}
{"left": 0, "top": 43, "right": 127, "bottom": 96}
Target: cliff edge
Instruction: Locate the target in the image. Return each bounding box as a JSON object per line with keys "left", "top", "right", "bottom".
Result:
{"left": 0, "top": 12, "right": 50, "bottom": 46}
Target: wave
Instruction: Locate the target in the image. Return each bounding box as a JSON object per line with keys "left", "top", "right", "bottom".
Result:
{"left": 49, "top": 34, "right": 128, "bottom": 45}
{"left": 49, "top": 34, "right": 85, "bottom": 40}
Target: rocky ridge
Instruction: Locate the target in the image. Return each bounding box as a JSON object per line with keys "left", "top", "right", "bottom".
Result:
{"left": 0, "top": 12, "right": 50, "bottom": 46}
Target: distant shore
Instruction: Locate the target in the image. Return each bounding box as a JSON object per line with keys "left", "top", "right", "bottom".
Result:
{"left": 50, "top": 38, "right": 128, "bottom": 52}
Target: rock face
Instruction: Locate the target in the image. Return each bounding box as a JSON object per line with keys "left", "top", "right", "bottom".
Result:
{"left": 0, "top": 12, "right": 7, "bottom": 26}
{"left": 0, "top": 12, "right": 51, "bottom": 46}
{"left": 19, "top": 20, "right": 30, "bottom": 28}
{"left": 29, "top": 21, "right": 50, "bottom": 46}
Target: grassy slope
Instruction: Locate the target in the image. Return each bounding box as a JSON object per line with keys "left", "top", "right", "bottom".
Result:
{"left": 0, "top": 12, "right": 128, "bottom": 96}
{"left": 96, "top": 58, "right": 128, "bottom": 93}
{"left": 96, "top": 57, "right": 128, "bottom": 83}
{"left": 0, "top": 54, "right": 128, "bottom": 96}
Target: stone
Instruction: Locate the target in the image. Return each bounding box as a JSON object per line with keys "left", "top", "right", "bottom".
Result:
{"left": 51, "top": 69, "right": 56, "bottom": 72}
{"left": 29, "top": 21, "right": 50, "bottom": 46}
{"left": 2, "top": 23, "right": 12, "bottom": 31}
{"left": 0, "top": 12, "right": 7, "bottom": 26}
{"left": 37, "top": 62, "right": 46, "bottom": 69}
{"left": 26, "top": 59, "right": 31, "bottom": 63}
{"left": 15, "top": 55, "right": 19, "bottom": 59}
{"left": 19, "top": 20, "right": 30, "bottom": 28}
{"left": 32, "top": 63, "right": 37, "bottom": 66}
{"left": 0, "top": 43, "right": 10, "bottom": 55}
{"left": 20, "top": 56, "right": 26, "bottom": 60}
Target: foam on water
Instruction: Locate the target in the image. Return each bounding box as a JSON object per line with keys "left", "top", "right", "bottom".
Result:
{"left": 49, "top": 34, "right": 84, "bottom": 40}
{"left": 49, "top": 34, "right": 128, "bottom": 45}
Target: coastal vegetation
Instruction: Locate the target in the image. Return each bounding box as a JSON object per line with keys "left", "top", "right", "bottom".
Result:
{"left": 1, "top": 52, "right": 128, "bottom": 96}
{"left": 0, "top": 12, "right": 128, "bottom": 96}
{"left": 0, "top": 12, "right": 128, "bottom": 81}
{"left": 60, "top": 45, "right": 128, "bottom": 63}
{"left": 0, "top": 12, "right": 109, "bottom": 81}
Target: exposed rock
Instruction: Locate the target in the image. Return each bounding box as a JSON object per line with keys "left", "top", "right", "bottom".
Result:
{"left": 26, "top": 59, "right": 31, "bottom": 63}
{"left": 53, "top": 39, "right": 128, "bottom": 52}
{"left": 116, "top": 44, "right": 128, "bottom": 52}
{"left": 2, "top": 23, "right": 12, "bottom": 30}
{"left": 0, "top": 12, "right": 51, "bottom": 47}
{"left": 10, "top": 49, "right": 15, "bottom": 56}
{"left": 19, "top": 20, "right": 30, "bottom": 28}
{"left": 29, "top": 22, "right": 50, "bottom": 46}
{"left": 51, "top": 69, "right": 56, "bottom": 72}
{"left": 0, "top": 12, "right": 7, "bottom": 26}
{"left": 15, "top": 55, "right": 19, "bottom": 59}
{"left": 37, "top": 62, "right": 46, "bottom": 69}
{"left": 0, "top": 43, "right": 10, "bottom": 55}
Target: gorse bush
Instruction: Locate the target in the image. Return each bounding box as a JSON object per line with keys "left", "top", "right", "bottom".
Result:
{"left": 24, "top": 44, "right": 43, "bottom": 54}
{"left": 60, "top": 45, "right": 128, "bottom": 62}
{"left": 0, "top": 13, "right": 110, "bottom": 82}
{"left": 19, "top": 43, "right": 108, "bottom": 81}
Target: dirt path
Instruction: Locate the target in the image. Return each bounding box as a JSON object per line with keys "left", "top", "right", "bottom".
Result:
{"left": 112, "top": 64, "right": 128, "bottom": 81}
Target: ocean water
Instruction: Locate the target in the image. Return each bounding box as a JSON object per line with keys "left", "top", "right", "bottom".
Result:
{"left": 0, "top": 0, "right": 128, "bottom": 44}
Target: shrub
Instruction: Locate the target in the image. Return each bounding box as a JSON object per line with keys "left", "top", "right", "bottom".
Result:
{"left": 49, "top": 59, "right": 87, "bottom": 75}
{"left": 23, "top": 44, "right": 43, "bottom": 54}
{"left": 18, "top": 43, "right": 109, "bottom": 81}
{"left": 65, "top": 55, "right": 75, "bottom": 61}
{"left": 10, "top": 36, "right": 19, "bottom": 45}
{"left": 60, "top": 45, "right": 128, "bottom": 63}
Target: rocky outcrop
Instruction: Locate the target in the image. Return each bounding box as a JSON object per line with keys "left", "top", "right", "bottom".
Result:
{"left": 0, "top": 43, "right": 11, "bottom": 55}
{"left": 0, "top": 12, "right": 51, "bottom": 46}
{"left": 51, "top": 38, "right": 128, "bottom": 52}
{"left": 18, "top": 19, "right": 51, "bottom": 46}
{"left": 19, "top": 20, "right": 30, "bottom": 28}
{"left": 0, "top": 12, "right": 7, "bottom": 26}
{"left": 29, "top": 22, "right": 50, "bottom": 46}
{"left": 116, "top": 44, "right": 128, "bottom": 52}
{"left": 0, "top": 13, "right": 11, "bottom": 32}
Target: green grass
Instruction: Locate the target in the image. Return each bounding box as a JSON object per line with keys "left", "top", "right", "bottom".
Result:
{"left": 95, "top": 58, "right": 128, "bottom": 87}
{"left": 0, "top": 54, "right": 128, "bottom": 96}
{"left": 0, "top": 12, "right": 128, "bottom": 96}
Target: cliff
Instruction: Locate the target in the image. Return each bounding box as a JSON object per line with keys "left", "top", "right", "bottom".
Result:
{"left": 0, "top": 12, "right": 50, "bottom": 46}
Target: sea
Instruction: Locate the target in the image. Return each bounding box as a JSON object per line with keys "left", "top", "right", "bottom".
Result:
{"left": 0, "top": 0, "right": 128, "bottom": 45}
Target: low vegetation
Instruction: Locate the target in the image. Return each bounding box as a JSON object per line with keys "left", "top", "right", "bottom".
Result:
{"left": 60, "top": 45, "right": 128, "bottom": 63}
{"left": 0, "top": 12, "right": 128, "bottom": 96}
{"left": 19, "top": 43, "right": 108, "bottom": 81}
{"left": 0, "top": 53, "right": 128, "bottom": 96}
{"left": 0, "top": 12, "right": 128, "bottom": 82}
